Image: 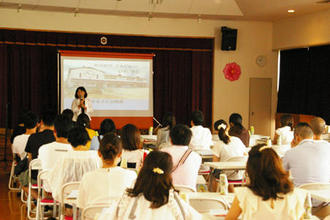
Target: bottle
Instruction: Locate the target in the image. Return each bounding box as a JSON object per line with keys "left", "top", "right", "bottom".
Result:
{"left": 148, "top": 126, "right": 153, "bottom": 135}
{"left": 219, "top": 174, "right": 228, "bottom": 195}
{"left": 304, "top": 193, "right": 312, "bottom": 219}
{"left": 120, "top": 158, "right": 127, "bottom": 169}
{"left": 250, "top": 126, "right": 255, "bottom": 135}
{"left": 267, "top": 138, "right": 272, "bottom": 146}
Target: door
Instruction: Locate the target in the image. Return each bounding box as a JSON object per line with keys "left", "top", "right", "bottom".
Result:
{"left": 249, "top": 78, "right": 272, "bottom": 136}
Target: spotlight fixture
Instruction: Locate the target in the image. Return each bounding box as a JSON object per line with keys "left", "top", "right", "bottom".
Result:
{"left": 148, "top": 12, "right": 153, "bottom": 21}
{"left": 74, "top": 8, "right": 79, "bottom": 17}
{"left": 288, "top": 9, "right": 295, "bottom": 13}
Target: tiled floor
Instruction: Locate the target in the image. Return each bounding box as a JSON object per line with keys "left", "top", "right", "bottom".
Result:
{"left": 0, "top": 161, "right": 28, "bottom": 220}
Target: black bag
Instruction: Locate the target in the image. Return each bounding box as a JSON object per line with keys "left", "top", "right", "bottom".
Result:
{"left": 14, "top": 156, "right": 28, "bottom": 176}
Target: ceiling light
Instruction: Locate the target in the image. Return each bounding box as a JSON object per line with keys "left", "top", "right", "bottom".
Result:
{"left": 288, "top": 9, "right": 295, "bottom": 13}
{"left": 197, "top": 15, "right": 202, "bottom": 24}
{"left": 17, "top": 4, "right": 22, "bottom": 13}
{"left": 74, "top": 8, "right": 79, "bottom": 17}
{"left": 148, "top": 12, "right": 153, "bottom": 21}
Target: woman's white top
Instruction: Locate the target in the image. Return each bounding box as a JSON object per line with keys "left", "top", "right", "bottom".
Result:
{"left": 78, "top": 167, "right": 137, "bottom": 208}
{"left": 189, "top": 125, "right": 213, "bottom": 150}
{"left": 156, "top": 126, "right": 170, "bottom": 148}
{"left": 212, "top": 136, "right": 247, "bottom": 180}
{"left": 71, "top": 98, "right": 93, "bottom": 121}
{"left": 276, "top": 126, "right": 294, "bottom": 145}
{"left": 97, "top": 190, "right": 201, "bottom": 220}
{"left": 121, "top": 149, "right": 145, "bottom": 169}
{"left": 235, "top": 187, "right": 308, "bottom": 220}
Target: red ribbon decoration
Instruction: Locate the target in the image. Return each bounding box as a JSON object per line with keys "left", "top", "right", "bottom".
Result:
{"left": 223, "top": 62, "right": 241, "bottom": 81}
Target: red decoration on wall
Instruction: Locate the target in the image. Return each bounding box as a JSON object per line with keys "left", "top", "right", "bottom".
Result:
{"left": 223, "top": 62, "right": 241, "bottom": 81}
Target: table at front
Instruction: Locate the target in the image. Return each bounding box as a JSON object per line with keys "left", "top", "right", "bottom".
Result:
{"left": 204, "top": 161, "right": 246, "bottom": 171}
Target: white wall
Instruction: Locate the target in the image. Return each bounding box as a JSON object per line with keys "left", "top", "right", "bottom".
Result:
{"left": 0, "top": 8, "right": 278, "bottom": 135}
{"left": 273, "top": 9, "right": 330, "bottom": 50}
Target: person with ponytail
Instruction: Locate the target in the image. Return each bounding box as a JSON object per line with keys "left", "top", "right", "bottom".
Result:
{"left": 98, "top": 151, "right": 201, "bottom": 220}
{"left": 78, "top": 133, "right": 137, "bottom": 209}
{"left": 209, "top": 120, "right": 247, "bottom": 191}
{"left": 228, "top": 113, "right": 250, "bottom": 147}
{"left": 226, "top": 144, "right": 311, "bottom": 220}
{"left": 213, "top": 119, "right": 247, "bottom": 162}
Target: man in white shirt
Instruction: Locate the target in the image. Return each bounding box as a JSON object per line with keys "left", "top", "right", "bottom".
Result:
{"left": 310, "top": 117, "right": 326, "bottom": 140}
{"left": 283, "top": 122, "right": 330, "bottom": 187}
{"left": 38, "top": 114, "right": 73, "bottom": 171}
{"left": 12, "top": 111, "right": 38, "bottom": 160}
{"left": 189, "top": 110, "right": 213, "bottom": 150}
{"left": 162, "top": 124, "right": 202, "bottom": 190}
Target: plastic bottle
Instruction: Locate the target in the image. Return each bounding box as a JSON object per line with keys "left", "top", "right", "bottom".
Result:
{"left": 219, "top": 174, "right": 228, "bottom": 195}
{"left": 277, "top": 134, "right": 282, "bottom": 146}
{"left": 267, "top": 138, "right": 272, "bottom": 146}
{"left": 148, "top": 126, "right": 153, "bottom": 135}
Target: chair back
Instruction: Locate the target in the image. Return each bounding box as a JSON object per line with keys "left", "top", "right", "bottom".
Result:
{"left": 299, "top": 182, "right": 330, "bottom": 191}
{"left": 189, "top": 198, "right": 229, "bottom": 213}
{"left": 82, "top": 204, "right": 112, "bottom": 220}
{"left": 226, "top": 156, "right": 247, "bottom": 162}
{"left": 174, "top": 184, "right": 196, "bottom": 192}
{"left": 60, "top": 182, "right": 80, "bottom": 220}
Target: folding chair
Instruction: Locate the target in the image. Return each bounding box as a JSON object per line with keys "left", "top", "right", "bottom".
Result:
{"left": 174, "top": 184, "right": 196, "bottom": 193}
{"left": 8, "top": 153, "right": 21, "bottom": 191}
{"left": 60, "top": 182, "right": 80, "bottom": 220}
{"left": 36, "top": 170, "right": 59, "bottom": 220}
{"left": 27, "top": 159, "right": 42, "bottom": 220}
{"left": 81, "top": 204, "right": 112, "bottom": 220}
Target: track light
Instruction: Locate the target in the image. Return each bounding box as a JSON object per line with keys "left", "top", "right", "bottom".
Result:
{"left": 17, "top": 4, "right": 22, "bottom": 13}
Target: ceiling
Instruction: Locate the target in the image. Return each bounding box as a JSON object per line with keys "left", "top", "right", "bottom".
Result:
{"left": 0, "top": 0, "right": 329, "bottom": 21}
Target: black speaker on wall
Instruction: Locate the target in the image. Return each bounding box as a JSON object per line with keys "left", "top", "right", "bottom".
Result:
{"left": 221, "top": 26, "right": 237, "bottom": 51}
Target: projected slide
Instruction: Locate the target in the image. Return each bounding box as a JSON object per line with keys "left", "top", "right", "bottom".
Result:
{"left": 60, "top": 51, "right": 153, "bottom": 117}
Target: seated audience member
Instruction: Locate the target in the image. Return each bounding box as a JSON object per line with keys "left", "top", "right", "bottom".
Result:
{"left": 273, "top": 114, "right": 294, "bottom": 145}
{"left": 38, "top": 115, "right": 73, "bottom": 171}
{"left": 25, "top": 110, "right": 56, "bottom": 161}
{"left": 62, "top": 108, "right": 75, "bottom": 126}
{"left": 310, "top": 117, "right": 326, "bottom": 140}
{"left": 162, "top": 124, "right": 201, "bottom": 190}
{"left": 98, "top": 151, "right": 201, "bottom": 220}
{"left": 12, "top": 111, "right": 38, "bottom": 160}
{"left": 211, "top": 120, "right": 247, "bottom": 186}
{"left": 48, "top": 127, "right": 99, "bottom": 201}
{"left": 10, "top": 109, "right": 28, "bottom": 143}
{"left": 226, "top": 144, "right": 310, "bottom": 220}
{"left": 189, "top": 110, "right": 213, "bottom": 150}
{"left": 120, "top": 124, "right": 145, "bottom": 169}
{"left": 78, "top": 133, "right": 137, "bottom": 209}
{"left": 90, "top": 118, "right": 116, "bottom": 151}
{"left": 283, "top": 122, "right": 330, "bottom": 186}
{"left": 68, "top": 126, "right": 91, "bottom": 151}
{"left": 228, "top": 113, "right": 250, "bottom": 147}
{"left": 76, "top": 113, "right": 97, "bottom": 149}
{"left": 156, "top": 112, "right": 176, "bottom": 149}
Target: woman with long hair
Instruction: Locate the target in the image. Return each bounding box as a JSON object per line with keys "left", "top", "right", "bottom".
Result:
{"left": 156, "top": 112, "right": 176, "bottom": 148}
{"left": 228, "top": 113, "right": 250, "bottom": 147}
{"left": 90, "top": 118, "right": 116, "bottom": 150}
{"left": 76, "top": 113, "right": 97, "bottom": 150}
{"left": 225, "top": 144, "right": 310, "bottom": 220}
{"left": 120, "top": 124, "right": 145, "bottom": 169}
{"left": 98, "top": 151, "right": 201, "bottom": 220}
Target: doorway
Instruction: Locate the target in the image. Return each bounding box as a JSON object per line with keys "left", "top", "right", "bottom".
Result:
{"left": 249, "top": 78, "right": 272, "bottom": 136}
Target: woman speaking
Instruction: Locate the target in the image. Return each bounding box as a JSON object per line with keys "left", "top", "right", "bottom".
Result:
{"left": 71, "top": 86, "right": 93, "bottom": 121}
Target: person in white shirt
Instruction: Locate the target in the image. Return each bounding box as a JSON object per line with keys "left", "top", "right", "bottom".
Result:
{"left": 162, "top": 124, "right": 202, "bottom": 190}
{"left": 226, "top": 144, "right": 310, "bottom": 220}
{"left": 12, "top": 111, "right": 38, "bottom": 160}
{"left": 273, "top": 114, "right": 294, "bottom": 145}
{"left": 78, "top": 133, "right": 137, "bottom": 209}
{"left": 97, "top": 151, "right": 201, "bottom": 220}
{"left": 189, "top": 110, "right": 212, "bottom": 150}
{"left": 282, "top": 122, "right": 330, "bottom": 187}
{"left": 210, "top": 120, "right": 247, "bottom": 190}
{"left": 120, "top": 124, "right": 145, "bottom": 169}
{"left": 38, "top": 114, "right": 74, "bottom": 171}
{"left": 310, "top": 117, "right": 326, "bottom": 140}
{"left": 71, "top": 86, "right": 93, "bottom": 121}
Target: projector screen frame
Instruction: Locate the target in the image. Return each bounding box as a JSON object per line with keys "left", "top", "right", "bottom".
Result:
{"left": 57, "top": 50, "right": 155, "bottom": 117}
